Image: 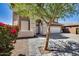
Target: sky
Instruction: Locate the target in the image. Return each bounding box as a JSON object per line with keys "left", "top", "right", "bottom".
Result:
{"left": 0, "top": 3, "right": 12, "bottom": 25}
{"left": 0, "top": 3, "right": 79, "bottom": 25}
{"left": 58, "top": 15, "right": 79, "bottom": 25}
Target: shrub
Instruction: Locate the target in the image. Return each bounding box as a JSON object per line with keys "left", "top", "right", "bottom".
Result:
{"left": 0, "top": 22, "right": 18, "bottom": 56}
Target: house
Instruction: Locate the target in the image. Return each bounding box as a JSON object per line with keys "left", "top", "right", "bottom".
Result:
{"left": 62, "top": 24, "right": 79, "bottom": 34}
{"left": 13, "top": 12, "right": 63, "bottom": 38}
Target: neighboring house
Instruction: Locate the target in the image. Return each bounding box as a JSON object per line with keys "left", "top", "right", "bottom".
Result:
{"left": 13, "top": 12, "right": 63, "bottom": 38}
{"left": 63, "top": 25, "right": 79, "bottom": 34}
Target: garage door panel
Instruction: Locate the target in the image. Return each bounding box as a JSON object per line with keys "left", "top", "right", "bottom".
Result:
{"left": 50, "top": 26, "right": 61, "bottom": 33}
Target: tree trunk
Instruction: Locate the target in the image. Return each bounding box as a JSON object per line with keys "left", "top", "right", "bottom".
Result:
{"left": 44, "top": 23, "right": 51, "bottom": 50}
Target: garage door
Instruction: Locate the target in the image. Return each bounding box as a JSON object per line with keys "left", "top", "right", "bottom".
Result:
{"left": 50, "top": 26, "right": 61, "bottom": 33}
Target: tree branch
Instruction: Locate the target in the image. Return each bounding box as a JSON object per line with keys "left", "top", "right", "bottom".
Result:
{"left": 41, "top": 16, "right": 48, "bottom": 24}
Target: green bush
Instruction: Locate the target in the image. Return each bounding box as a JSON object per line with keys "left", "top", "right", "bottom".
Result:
{"left": 0, "top": 22, "right": 18, "bottom": 56}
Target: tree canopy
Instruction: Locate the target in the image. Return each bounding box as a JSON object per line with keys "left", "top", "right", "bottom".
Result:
{"left": 10, "top": 3, "right": 79, "bottom": 23}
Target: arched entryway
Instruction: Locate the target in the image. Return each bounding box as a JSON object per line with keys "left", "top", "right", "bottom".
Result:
{"left": 36, "top": 19, "right": 43, "bottom": 35}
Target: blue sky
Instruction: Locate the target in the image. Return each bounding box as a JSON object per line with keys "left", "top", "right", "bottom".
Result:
{"left": 0, "top": 3, "right": 12, "bottom": 25}
{"left": 0, "top": 3, "right": 79, "bottom": 25}
{"left": 59, "top": 15, "right": 79, "bottom": 25}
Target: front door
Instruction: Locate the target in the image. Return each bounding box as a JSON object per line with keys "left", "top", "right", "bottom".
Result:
{"left": 36, "top": 20, "right": 42, "bottom": 35}
{"left": 36, "top": 24, "right": 41, "bottom": 34}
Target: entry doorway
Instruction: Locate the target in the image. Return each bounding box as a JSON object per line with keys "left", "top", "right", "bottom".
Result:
{"left": 36, "top": 19, "right": 43, "bottom": 35}
{"left": 76, "top": 28, "right": 79, "bottom": 34}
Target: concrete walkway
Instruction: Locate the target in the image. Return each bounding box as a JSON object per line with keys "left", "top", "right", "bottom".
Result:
{"left": 11, "top": 39, "right": 29, "bottom": 56}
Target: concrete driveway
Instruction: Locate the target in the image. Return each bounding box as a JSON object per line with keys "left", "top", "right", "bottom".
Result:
{"left": 50, "top": 33, "right": 79, "bottom": 40}
{"left": 28, "top": 33, "right": 79, "bottom": 56}
{"left": 12, "top": 33, "right": 79, "bottom": 56}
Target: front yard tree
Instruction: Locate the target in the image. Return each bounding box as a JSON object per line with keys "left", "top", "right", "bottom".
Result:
{"left": 10, "top": 3, "right": 78, "bottom": 50}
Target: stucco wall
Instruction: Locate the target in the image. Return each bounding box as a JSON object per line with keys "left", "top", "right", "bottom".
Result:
{"left": 13, "top": 12, "right": 62, "bottom": 36}
{"left": 67, "top": 27, "right": 79, "bottom": 34}
{"left": 42, "top": 22, "right": 47, "bottom": 35}
{"left": 30, "top": 20, "right": 36, "bottom": 35}
{"left": 13, "top": 12, "right": 19, "bottom": 26}
{"left": 20, "top": 20, "right": 28, "bottom": 31}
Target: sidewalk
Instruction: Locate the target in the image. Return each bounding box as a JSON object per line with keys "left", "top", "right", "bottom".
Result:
{"left": 11, "top": 39, "right": 29, "bottom": 56}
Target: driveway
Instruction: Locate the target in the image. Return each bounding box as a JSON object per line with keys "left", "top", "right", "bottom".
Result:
{"left": 27, "top": 33, "right": 79, "bottom": 56}
{"left": 12, "top": 33, "right": 79, "bottom": 56}
{"left": 50, "top": 33, "right": 79, "bottom": 39}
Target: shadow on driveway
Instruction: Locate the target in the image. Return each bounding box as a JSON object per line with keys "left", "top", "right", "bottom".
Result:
{"left": 50, "top": 33, "right": 69, "bottom": 39}
{"left": 49, "top": 41, "right": 79, "bottom": 56}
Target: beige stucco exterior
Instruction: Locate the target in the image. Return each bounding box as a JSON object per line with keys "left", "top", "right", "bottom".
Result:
{"left": 65, "top": 26, "right": 79, "bottom": 34}
{"left": 69, "top": 27, "right": 77, "bottom": 34}
{"left": 13, "top": 12, "right": 62, "bottom": 37}
{"left": 13, "top": 12, "right": 20, "bottom": 26}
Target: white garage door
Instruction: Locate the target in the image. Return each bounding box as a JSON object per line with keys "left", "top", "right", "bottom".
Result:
{"left": 50, "top": 26, "right": 61, "bottom": 33}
